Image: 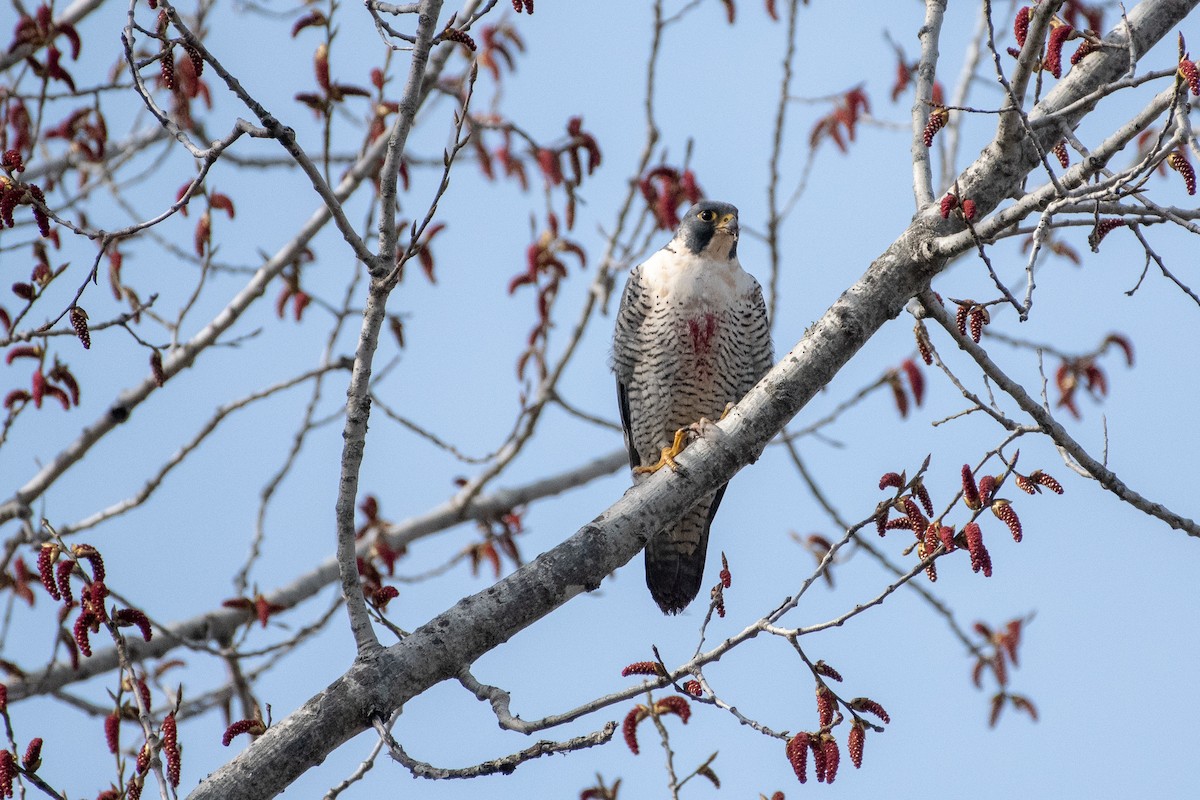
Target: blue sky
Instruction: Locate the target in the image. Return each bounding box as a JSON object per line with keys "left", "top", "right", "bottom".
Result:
{"left": 2, "top": 0, "right": 1199, "bottom": 797}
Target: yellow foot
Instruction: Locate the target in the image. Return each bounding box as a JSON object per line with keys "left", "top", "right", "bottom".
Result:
{"left": 634, "top": 427, "right": 691, "bottom": 474}
{"left": 718, "top": 402, "right": 735, "bottom": 421}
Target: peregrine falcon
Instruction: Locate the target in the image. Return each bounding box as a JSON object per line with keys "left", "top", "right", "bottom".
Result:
{"left": 612, "top": 201, "right": 774, "bottom": 614}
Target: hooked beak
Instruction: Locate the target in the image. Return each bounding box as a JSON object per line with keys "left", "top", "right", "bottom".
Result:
{"left": 716, "top": 213, "right": 739, "bottom": 239}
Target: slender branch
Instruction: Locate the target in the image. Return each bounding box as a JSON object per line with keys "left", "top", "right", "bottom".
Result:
{"left": 917, "top": 291, "right": 1200, "bottom": 537}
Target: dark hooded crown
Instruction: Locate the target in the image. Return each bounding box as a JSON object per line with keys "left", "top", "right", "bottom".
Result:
{"left": 674, "top": 201, "right": 740, "bottom": 258}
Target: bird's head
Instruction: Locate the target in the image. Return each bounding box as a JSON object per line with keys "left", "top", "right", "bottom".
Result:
{"left": 673, "top": 201, "right": 740, "bottom": 261}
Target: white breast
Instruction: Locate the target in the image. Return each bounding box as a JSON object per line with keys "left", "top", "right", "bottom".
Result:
{"left": 637, "top": 247, "right": 753, "bottom": 311}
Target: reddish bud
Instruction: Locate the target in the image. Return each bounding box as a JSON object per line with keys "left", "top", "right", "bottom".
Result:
{"left": 816, "top": 685, "right": 834, "bottom": 727}
{"left": 442, "top": 27, "right": 476, "bottom": 51}
{"left": 1030, "top": 469, "right": 1063, "bottom": 494}
{"left": 1010, "top": 694, "right": 1039, "bottom": 721}
{"left": 622, "top": 705, "right": 648, "bottom": 754}
{"left": 535, "top": 148, "right": 562, "bottom": 185}
{"left": 1054, "top": 140, "right": 1069, "bottom": 168}
{"left": 814, "top": 660, "right": 843, "bottom": 682}
{"left": 785, "top": 734, "right": 808, "bottom": 783}
{"left": 1180, "top": 59, "right": 1200, "bottom": 96}
{"left": 56, "top": 558, "right": 74, "bottom": 602}
{"left": 962, "top": 464, "right": 982, "bottom": 510}
{"left": 955, "top": 302, "right": 970, "bottom": 338}
{"left": 1167, "top": 150, "right": 1197, "bottom": 195}
{"left": 73, "top": 610, "right": 94, "bottom": 656}
{"left": 937, "top": 524, "right": 956, "bottom": 552}
{"left": 38, "top": 543, "right": 61, "bottom": 600}
{"left": 961, "top": 199, "right": 976, "bottom": 220}
{"left": 1014, "top": 6, "right": 1031, "bottom": 48}
{"left": 821, "top": 736, "right": 840, "bottom": 783}
{"left": 964, "top": 522, "right": 992, "bottom": 577}
{"left": 113, "top": 608, "right": 153, "bottom": 641}
{"left": 848, "top": 721, "right": 865, "bottom": 768}
{"left": 0, "top": 751, "right": 13, "bottom": 797}
{"left": 68, "top": 306, "right": 90, "bottom": 349}
{"left": 878, "top": 472, "right": 903, "bottom": 491}
{"left": 683, "top": 680, "right": 702, "bottom": 696}
{"left": 968, "top": 305, "right": 988, "bottom": 343}
{"left": 105, "top": 712, "right": 120, "bottom": 753}
{"left": 977, "top": 474, "right": 997, "bottom": 505}
{"left": 1071, "top": 38, "right": 1099, "bottom": 64}
{"left": 160, "top": 44, "right": 176, "bottom": 90}
{"left": 719, "top": 551, "right": 731, "bottom": 588}
{"left": 1088, "top": 218, "right": 1126, "bottom": 250}
{"left": 940, "top": 193, "right": 958, "bottom": 219}
{"left": 914, "top": 322, "right": 934, "bottom": 365}
{"left": 653, "top": 695, "right": 691, "bottom": 724}
{"left": 901, "top": 358, "right": 924, "bottom": 407}
{"left": 991, "top": 500, "right": 1022, "bottom": 542}
{"left": 1044, "top": 23, "right": 1074, "bottom": 78}
{"left": 151, "top": 350, "right": 166, "bottom": 387}
{"left": 848, "top": 697, "right": 891, "bottom": 724}
{"left": 923, "top": 107, "right": 949, "bottom": 147}
{"left": 73, "top": 543, "right": 104, "bottom": 582}
{"left": 222, "top": 718, "right": 267, "bottom": 746}
{"left": 291, "top": 10, "right": 328, "bottom": 37}
{"left": 901, "top": 497, "right": 928, "bottom": 531}
{"left": 22, "top": 737, "right": 42, "bottom": 771}
{"left": 621, "top": 661, "right": 665, "bottom": 678}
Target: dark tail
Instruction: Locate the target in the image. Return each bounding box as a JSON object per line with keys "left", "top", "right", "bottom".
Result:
{"left": 645, "top": 486, "right": 726, "bottom": 614}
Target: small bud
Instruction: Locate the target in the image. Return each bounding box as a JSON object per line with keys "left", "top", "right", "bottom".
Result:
{"left": 991, "top": 500, "right": 1023, "bottom": 542}
{"left": 785, "top": 734, "right": 809, "bottom": 783}
{"left": 1178, "top": 59, "right": 1200, "bottom": 96}
{"left": 848, "top": 697, "right": 891, "bottom": 724}
{"left": 653, "top": 695, "right": 691, "bottom": 724}
{"left": 964, "top": 522, "right": 992, "bottom": 577}
{"left": 621, "top": 661, "right": 665, "bottom": 678}
{"left": 814, "top": 660, "right": 843, "bottom": 682}
{"left": 622, "top": 705, "right": 648, "bottom": 755}
{"left": 922, "top": 107, "right": 949, "bottom": 147}
{"left": 1167, "top": 150, "right": 1197, "bottom": 195}
{"left": 955, "top": 301, "right": 971, "bottom": 338}
{"left": 1029, "top": 469, "right": 1064, "bottom": 494}
{"left": 22, "top": 737, "right": 42, "bottom": 771}
{"left": 848, "top": 721, "right": 866, "bottom": 768}
{"left": 1054, "top": 139, "right": 1069, "bottom": 168}
{"left": 151, "top": 350, "right": 166, "bottom": 387}
{"left": 878, "top": 472, "right": 903, "bottom": 491}
{"left": 968, "top": 305, "right": 988, "bottom": 343}
{"left": 821, "top": 735, "right": 840, "bottom": 784}
{"left": 914, "top": 322, "right": 934, "bottom": 365}
{"left": 38, "top": 543, "right": 61, "bottom": 600}
{"left": 222, "top": 718, "right": 267, "bottom": 746}
{"left": 1088, "top": 218, "right": 1126, "bottom": 250}
{"left": 816, "top": 685, "right": 834, "bottom": 727}
{"left": 940, "top": 193, "right": 958, "bottom": 219}
{"left": 977, "top": 474, "right": 997, "bottom": 505}
{"left": 1014, "top": 6, "right": 1031, "bottom": 48}
{"left": 1071, "top": 38, "right": 1099, "bottom": 64}
{"left": 69, "top": 306, "right": 90, "bottom": 349}
{"left": 105, "top": 712, "right": 120, "bottom": 753}
{"left": 1044, "top": 23, "right": 1074, "bottom": 78}
{"left": 962, "top": 464, "right": 982, "bottom": 510}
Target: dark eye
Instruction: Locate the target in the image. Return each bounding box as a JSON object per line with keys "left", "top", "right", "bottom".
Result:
{"left": 698, "top": 209, "right": 716, "bottom": 222}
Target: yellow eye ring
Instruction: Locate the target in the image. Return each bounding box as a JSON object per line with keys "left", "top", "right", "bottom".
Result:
{"left": 698, "top": 209, "right": 716, "bottom": 222}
